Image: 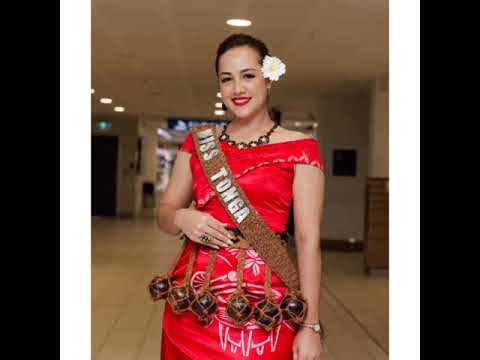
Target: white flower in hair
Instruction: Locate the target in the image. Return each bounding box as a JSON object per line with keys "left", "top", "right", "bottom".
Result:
{"left": 261, "top": 55, "right": 286, "bottom": 81}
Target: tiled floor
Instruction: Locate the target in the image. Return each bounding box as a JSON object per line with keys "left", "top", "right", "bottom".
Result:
{"left": 92, "top": 214, "right": 388, "bottom": 360}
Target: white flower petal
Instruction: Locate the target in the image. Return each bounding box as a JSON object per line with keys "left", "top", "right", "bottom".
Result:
{"left": 261, "top": 55, "right": 286, "bottom": 81}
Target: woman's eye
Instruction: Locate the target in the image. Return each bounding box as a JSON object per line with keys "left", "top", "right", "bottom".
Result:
{"left": 221, "top": 74, "right": 254, "bottom": 83}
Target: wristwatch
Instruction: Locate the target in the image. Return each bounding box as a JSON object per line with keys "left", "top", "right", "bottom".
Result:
{"left": 300, "top": 321, "right": 324, "bottom": 336}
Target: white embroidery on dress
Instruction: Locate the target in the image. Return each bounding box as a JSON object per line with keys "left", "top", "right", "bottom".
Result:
{"left": 244, "top": 249, "right": 265, "bottom": 277}
{"left": 217, "top": 322, "right": 284, "bottom": 357}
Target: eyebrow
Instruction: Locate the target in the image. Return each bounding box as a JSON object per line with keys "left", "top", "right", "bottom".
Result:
{"left": 220, "top": 68, "right": 257, "bottom": 76}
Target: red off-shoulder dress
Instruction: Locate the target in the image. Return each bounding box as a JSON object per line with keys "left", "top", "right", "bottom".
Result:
{"left": 161, "top": 130, "right": 324, "bottom": 359}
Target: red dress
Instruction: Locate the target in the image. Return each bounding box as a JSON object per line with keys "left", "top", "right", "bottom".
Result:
{"left": 161, "top": 130, "right": 324, "bottom": 359}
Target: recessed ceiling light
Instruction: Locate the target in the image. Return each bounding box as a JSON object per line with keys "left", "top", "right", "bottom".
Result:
{"left": 214, "top": 110, "right": 225, "bottom": 116}
{"left": 215, "top": 102, "right": 223, "bottom": 108}
{"left": 91, "top": 89, "right": 95, "bottom": 94}
{"left": 226, "top": 19, "right": 252, "bottom": 27}
{"left": 217, "top": 92, "right": 222, "bottom": 98}
{"left": 100, "top": 98, "right": 112, "bottom": 104}
{"left": 114, "top": 106, "right": 125, "bottom": 112}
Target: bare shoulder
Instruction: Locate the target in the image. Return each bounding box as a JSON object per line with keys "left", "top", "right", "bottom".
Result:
{"left": 275, "top": 126, "right": 315, "bottom": 142}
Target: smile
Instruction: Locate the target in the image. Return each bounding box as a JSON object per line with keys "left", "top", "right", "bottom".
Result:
{"left": 232, "top": 97, "right": 252, "bottom": 106}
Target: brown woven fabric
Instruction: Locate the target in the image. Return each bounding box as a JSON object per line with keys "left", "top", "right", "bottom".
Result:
{"left": 199, "top": 250, "right": 218, "bottom": 293}
{"left": 226, "top": 227, "right": 289, "bottom": 249}
{"left": 147, "top": 233, "right": 187, "bottom": 301}
{"left": 280, "top": 292, "right": 308, "bottom": 324}
{"left": 166, "top": 243, "right": 199, "bottom": 314}
{"left": 190, "top": 250, "right": 219, "bottom": 322}
{"left": 264, "top": 265, "right": 272, "bottom": 298}
{"left": 184, "top": 242, "right": 199, "bottom": 286}
{"left": 253, "top": 264, "right": 282, "bottom": 331}
{"left": 191, "top": 124, "right": 301, "bottom": 291}
{"left": 147, "top": 274, "right": 172, "bottom": 301}
{"left": 226, "top": 248, "right": 254, "bottom": 327}
{"left": 254, "top": 297, "right": 282, "bottom": 332}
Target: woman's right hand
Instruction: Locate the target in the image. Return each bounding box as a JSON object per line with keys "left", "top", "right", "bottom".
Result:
{"left": 173, "top": 208, "right": 236, "bottom": 249}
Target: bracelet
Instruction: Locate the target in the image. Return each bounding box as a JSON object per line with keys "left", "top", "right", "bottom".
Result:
{"left": 300, "top": 321, "right": 325, "bottom": 340}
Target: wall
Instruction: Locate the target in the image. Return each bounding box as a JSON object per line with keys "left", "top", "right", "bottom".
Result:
{"left": 315, "top": 93, "right": 371, "bottom": 241}
{"left": 369, "top": 73, "right": 389, "bottom": 177}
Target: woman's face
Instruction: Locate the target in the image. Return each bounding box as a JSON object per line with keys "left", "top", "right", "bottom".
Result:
{"left": 218, "top": 46, "right": 271, "bottom": 119}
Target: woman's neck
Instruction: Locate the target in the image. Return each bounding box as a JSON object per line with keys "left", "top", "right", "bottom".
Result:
{"left": 228, "top": 108, "right": 276, "bottom": 136}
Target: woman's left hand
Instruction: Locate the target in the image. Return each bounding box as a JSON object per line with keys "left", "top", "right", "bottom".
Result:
{"left": 292, "top": 327, "right": 322, "bottom": 360}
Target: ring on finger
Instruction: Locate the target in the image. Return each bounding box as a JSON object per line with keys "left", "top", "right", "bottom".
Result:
{"left": 199, "top": 234, "right": 210, "bottom": 244}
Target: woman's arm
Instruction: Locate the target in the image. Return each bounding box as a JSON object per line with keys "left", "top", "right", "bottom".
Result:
{"left": 156, "top": 150, "right": 194, "bottom": 235}
{"left": 293, "top": 162, "right": 325, "bottom": 321}
{"left": 157, "top": 145, "right": 235, "bottom": 247}
{"left": 292, "top": 162, "right": 325, "bottom": 359}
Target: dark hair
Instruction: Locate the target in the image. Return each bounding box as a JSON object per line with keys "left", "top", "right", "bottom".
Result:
{"left": 215, "top": 33, "right": 270, "bottom": 76}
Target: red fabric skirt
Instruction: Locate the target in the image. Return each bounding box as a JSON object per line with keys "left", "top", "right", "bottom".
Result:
{"left": 160, "top": 241, "right": 298, "bottom": 359}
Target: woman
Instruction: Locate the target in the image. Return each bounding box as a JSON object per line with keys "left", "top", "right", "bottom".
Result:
{"left": 154, "top": 33, "right": 325, "bottom": 359}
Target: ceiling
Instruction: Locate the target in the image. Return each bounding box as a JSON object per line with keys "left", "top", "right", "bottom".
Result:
{"left": 92, "top": 0, "right": 388, "bottom": 118}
